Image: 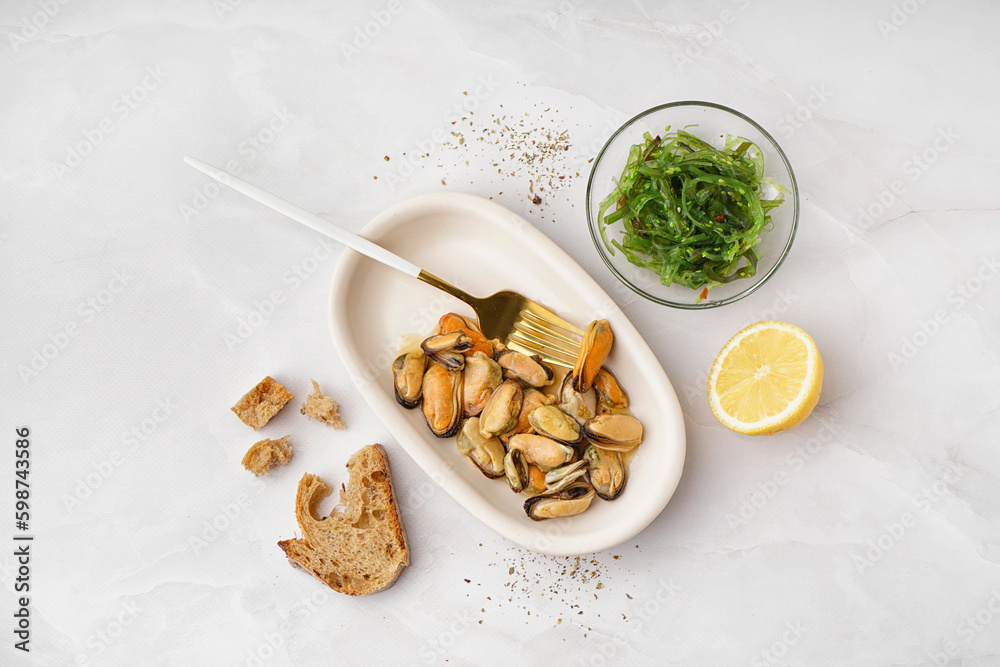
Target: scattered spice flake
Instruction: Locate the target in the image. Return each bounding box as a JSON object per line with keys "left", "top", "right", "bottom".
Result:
{"left": 383, "top": 156, "right": 390, "bottom": 161}
{"left": 433, "top": 104, "right": 576, "bottom": 205}
{"left": 464, "top": 578, "right": 470, "bottom": 583}
{"left": 532, "top": 195, "right": 542, "bottom": 205}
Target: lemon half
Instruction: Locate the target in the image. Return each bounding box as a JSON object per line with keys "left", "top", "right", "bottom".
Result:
{"left": 707, "top": 321, "right": 823, "bottom": 436}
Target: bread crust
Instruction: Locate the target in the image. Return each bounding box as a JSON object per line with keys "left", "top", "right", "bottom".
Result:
{"left": 277, "top": 444, "right": 409, "bottom": 595}
{"left": 231, "top": 376, "right": 294, "bottom": 430}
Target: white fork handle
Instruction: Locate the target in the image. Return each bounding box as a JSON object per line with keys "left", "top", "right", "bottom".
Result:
{"left": 183, "top": 156, "right": 422, "bottom": 278}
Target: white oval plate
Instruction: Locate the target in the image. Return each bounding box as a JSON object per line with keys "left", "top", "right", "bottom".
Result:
{"left": 328, "top": 192, "right": 685, "bottom": 555}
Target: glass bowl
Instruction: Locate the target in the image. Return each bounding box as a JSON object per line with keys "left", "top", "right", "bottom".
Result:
{"left": 586, "top": 101, "right": 799, "bottom": 309}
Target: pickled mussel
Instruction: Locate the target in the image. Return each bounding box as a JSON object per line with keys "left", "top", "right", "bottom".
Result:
{"left": 392, "top": 351, "right": 426, "bottom": 408}
{"left": 543, "top": 459, "right": 589, "bottom": 494}
{"left": 507, "top": 433, "right": 575, "bottom": 471}
{"left": 422, "top": 331, "right": 473, "bottom": 371}
{"left": 493, "top": 349, "right": 554, "bottom": 388}
{"left": 478, "top": 379, "right": 523, "bottom": 439}
{"left": 462, "top": 351, "right": 502, "bottom": 417}
{"left": 592, "top": 367, "right": 629, "bottom": 411}
{"left": 582, "top": 413, "right": 643, "bottom": 451}
{"left": 524, "top": 483, "right": 595, "bottom": 521}
{"left": 436, "top": 313, "right": 493, "bottom": 357}
{"left": 572, "top": 319, "right": 613, "bottom": 393}
{"left": 583, "top": 443, "right": 626, "bottom": 500}
{"left": 421, "top": 361, "right": 462, "bottom": 438}
{"left": 527, "top": 404, "right": 582, "bottom": 444}
{"left": 503, "top": 447, "right": 529, "bottom": 493}
{"left": 558, "top": 372, "right": 598, "bottom": 424}
{"left": 457, "top": 417, "right": 505, "bottom": 478}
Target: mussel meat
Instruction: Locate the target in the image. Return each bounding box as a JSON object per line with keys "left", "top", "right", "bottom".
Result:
{"left": 572, "top": 319, "right": 613, "bottom": 392}
{"left": 583, "top": 443, "right": 627, "bottom": 500}
{"left": 503, "top": 447, "right": 529, "bottom": 493}
{"left": 421, "top": 361, "right": 462, "bottom": 438}
{"left": 392, "top": 351, "right": 426, "bottom": 409}
{"left": 493, "top": 349, "right": 554, "bottom": 388}
{"left": 582, "top": 413, "right": 643, "bottom": 451}
{"left": 558, "top": 372, "right": 598, "bottom": 424}
{"left": 544, "top": 459, "right": 589, "bottom": 494}
{"left": 461, "top": 351, "right": 503, "bottom": 416}
{"left": 436, "top": 313, "right": 493, "bottom": 357}
{"left": 527, "top": 404, "right": 582, "bottom": 444}
{"left": 507, "top": 433, "right": 575, "bottom": 471}
{"left": 457, "top": 417, "right": 505, "bottom": 478}
{"left": 478, "top": 379, "right": 523, "bottom": 439}
{"left": 592, "top": 367, "right": 629, "bottom": 410}
{"left": 524, "top": 483, "right": 595, "bottom": 521}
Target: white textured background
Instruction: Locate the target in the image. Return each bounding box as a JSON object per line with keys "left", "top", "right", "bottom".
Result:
{"left": 3, "top": 1, "right": 1000, "bottom": 665}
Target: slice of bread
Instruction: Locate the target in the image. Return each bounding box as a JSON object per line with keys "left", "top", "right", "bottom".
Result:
{"left": 277, "top": 444, "right": 409, "bottom": 595}
{"left": 242, "top": 436, "right": 292, "bottom": 476}
{"left": 231, "top": 376, "right": 294, "bottom": 430}
{"left": 300, "top": 379, "right": 345, "bottom": 429}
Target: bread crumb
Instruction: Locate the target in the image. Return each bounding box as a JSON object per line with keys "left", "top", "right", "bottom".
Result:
{"left": 300, "top": 379, "right": 345, "bottom": 429}
{"left": 242, "top": 435, "right": 292, "bottom": 476}
{"left": 231, "top": 376, "right": 294, "bottom": 430}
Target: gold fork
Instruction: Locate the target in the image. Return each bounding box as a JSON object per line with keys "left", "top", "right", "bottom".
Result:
{"left": 183, "top": 157, "right": 584, "bottom": 366}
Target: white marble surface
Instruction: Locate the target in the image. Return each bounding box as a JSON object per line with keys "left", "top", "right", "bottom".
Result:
{"left": 3, "top": 1, "right": 999, "bottom": 665}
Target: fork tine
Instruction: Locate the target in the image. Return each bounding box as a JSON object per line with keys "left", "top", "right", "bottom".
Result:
{"left": 519, "top": 302, "right": 585, "bottom": 337}
{"left": 508, "top": 327, "right": 580, "bottom": 360}
{"left": 513, "top": 318, "right": 580, "bottom": 348}
{"left": 507, "top": 337, "right": 578, "bottom": 368}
